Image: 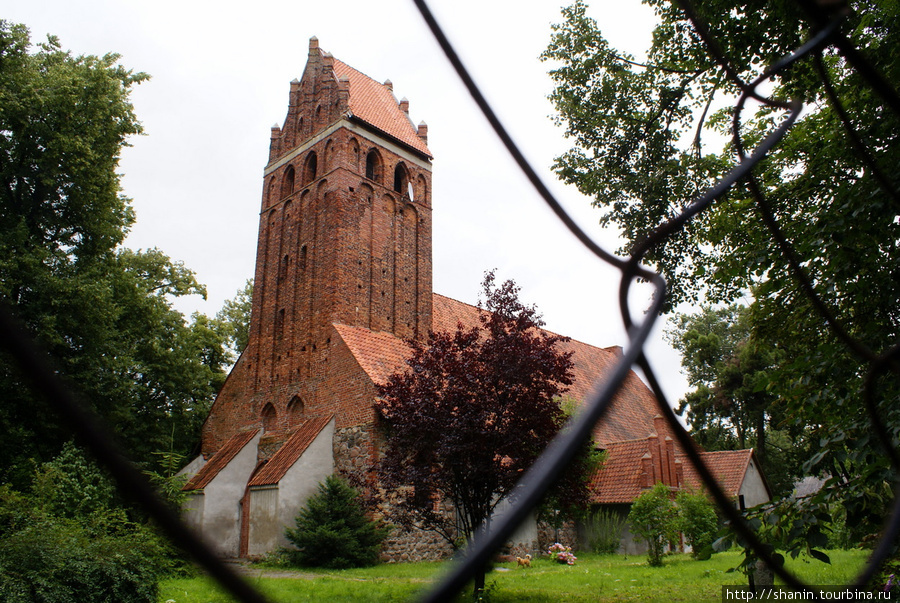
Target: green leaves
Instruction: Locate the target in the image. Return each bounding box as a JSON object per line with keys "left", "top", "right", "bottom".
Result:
{"left": 628, "top": 482, "right": 679, "bottom": 566}
{"left": 0, "top": 22, "right": 227, "bottom": 483}
{"left": 0, "top": 447, "right": 173, "bottom": 603}
{"left": 548, "top": 1, "right": 899, "bottom": 569}
{"left": 284, "top": 475, "right": 390, "bottom": 569}
{"left": 676, "top": 489, "right": 719, "bottom": 560}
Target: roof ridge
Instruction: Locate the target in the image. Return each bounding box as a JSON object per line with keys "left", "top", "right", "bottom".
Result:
{"left": 248, "top": 415, "right": 334, "bottom": 487}
{"left": 183, "top": 428, "right": 260, "bottom": 491}
{"left": 317, "top": 48, "right": 431, "bottom": 158}
{"left": 601, "top": 437, "right": 657, "bottom": 447}
{"left": 329, "top": 55, "right": 391, "bottom": 98}
{"left": 432, "top": 292, "right": 619, "bottom": 354}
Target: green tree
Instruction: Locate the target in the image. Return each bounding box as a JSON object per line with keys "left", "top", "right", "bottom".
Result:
{"left": 668, "top": 305, "right": 766, "bottom": 452}
{"left": 284, "top": 474, "right": 390, "bottom": 569}
{"left": 544, "top": 0, "right": 899, "bottom": 539}
{"left": 628, "top": 482, "right": 678, "bottom": 567}
{"left": 0, "top": 445, "right": 174, "bottom": 602}
{"left": 30, "top": 441, "right": 116, "bottom": 520}
{"left": 676, "top": 489, "right": 718, "bottom": 560}
{"left": 667, "top": 304, "right": 807, "bottom": 495}
{"left": 0, "top": 22, "right": 229, "bottom": 484}
{"left": 215, "top": 278, "right": 253, "bottom": 359}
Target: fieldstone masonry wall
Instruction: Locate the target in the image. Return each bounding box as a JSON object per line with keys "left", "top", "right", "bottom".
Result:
{"left": 538, "top": 520, "right": 578, "bottom": 553}
{"left": 333, "top": 425, "right": 372, "bottom": 476}
{"left": 382, "top": 529, "right": 453, "bottom": 563}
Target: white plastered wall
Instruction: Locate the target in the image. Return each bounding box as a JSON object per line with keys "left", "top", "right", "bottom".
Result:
{"left": 247, "top": 417, "right": 335, "bottom": 557}
{"left": 190, "top": 431, "right": 262, "bottom": 558}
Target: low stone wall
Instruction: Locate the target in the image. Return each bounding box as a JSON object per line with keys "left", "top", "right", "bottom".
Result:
{"left": 537, "top": 520, "right": 578, "bottom": 553}
{"left": 381, "top": 527, "right": 453, "bottom": 562}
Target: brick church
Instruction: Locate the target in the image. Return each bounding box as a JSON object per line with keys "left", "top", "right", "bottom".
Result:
{"left": 180, "top": 38, "right": 770, "bottom": 560}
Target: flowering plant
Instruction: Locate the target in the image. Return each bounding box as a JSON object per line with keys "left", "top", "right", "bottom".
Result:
{"left": 548, "top": 542, "right": 577, "bottom": 565}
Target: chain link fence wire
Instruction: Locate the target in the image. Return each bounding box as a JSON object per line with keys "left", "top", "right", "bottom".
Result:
{"left": 1, "top": 0, "right": 898, "bottom": 601}
{"left": 414, "top": 0, "right": 900, "bottom": 599}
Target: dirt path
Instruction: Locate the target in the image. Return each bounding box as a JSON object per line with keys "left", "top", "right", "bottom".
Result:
{"left": 221, "top": 560, "right": 320, "bottom": 581}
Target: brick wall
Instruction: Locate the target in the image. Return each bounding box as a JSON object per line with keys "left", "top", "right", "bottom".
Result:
{"left": 201, "top": 43, "right": 433, "bottom": 454}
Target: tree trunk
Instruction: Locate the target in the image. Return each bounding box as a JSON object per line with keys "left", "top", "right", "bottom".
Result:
{"left": 473, "top": 566, "right": 486, "bottom": 601}
{"left": 755, "top": 410, "right": 766, "bottom": 469}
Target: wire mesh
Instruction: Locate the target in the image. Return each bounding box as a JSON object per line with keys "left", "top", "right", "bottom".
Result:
{"left": 1, "top": 0, "right": 898, "bottom": 601}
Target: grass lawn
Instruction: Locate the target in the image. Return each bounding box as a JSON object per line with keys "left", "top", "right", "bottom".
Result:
{"left": 159, "top": 549, "right": 870, "bottom": 603}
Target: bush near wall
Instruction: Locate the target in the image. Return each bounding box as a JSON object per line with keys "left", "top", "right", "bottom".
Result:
{"left": 284, "top": 475, "right": 390, "bottom": 569}
{"left": 0, "top": 444, "right": 174, "bottom": 603}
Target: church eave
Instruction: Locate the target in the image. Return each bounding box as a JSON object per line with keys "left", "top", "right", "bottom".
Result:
{"left": 346, "top": 113, "right": 433, "bottom": 161}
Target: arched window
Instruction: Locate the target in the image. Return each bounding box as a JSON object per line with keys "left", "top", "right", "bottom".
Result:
{"left": 365, "top": 149, "right": 381, "bottom": 183}
{"left": 299, "top": 244, "right": 308, "bottom": 271}
{"left": 303, "top": 152, "right": 318, "bottom": 186}
{"left": 393, "top": 162, "right": 408, "bottom": 195}
{"left": 261, "top": 403, "right": 277, "bottom": 432}
{"left": 281, "top": 165, "right": 295, "bottom": 198}
{"left": 266, "top": 177, "right": 276, "bottom": 205}
{"left": 278, "top": 254, "right": 290, "bottom": 282}
{"left": 275, "top": 308, "right": 285, "bottom": 340}
{"left": 287, "top": 395, "right": 305, "bottom": 426}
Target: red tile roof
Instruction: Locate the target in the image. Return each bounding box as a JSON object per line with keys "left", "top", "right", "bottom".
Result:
{"left": 680, "top": 449, "right": 758, "bottom": 499}
{"left": 183, "top": 429, "right": 259, "bottom": 491}
{"left": 589, "top": 440, "right": 761, "bottom": 504}
{"left": 432, "top": 294, "right": 665, "bottom": 445}
{"left": 333, "top": 323, "right": 413, "bottom": 386}
{"left": 330, "top": 57, "right": 432, "bottom": 158}
{"left": 248, "top": 416, "right": 333, "bottom": 487}
{"left": 334, "top": 293, "right": 767, "bottom": 505}
{"left": 432, "top": 292, "right": 487, "bottom": 331}
{"left": 335, "top": 293, "right": 665, "bottom": 446}
{"left": 590, "top": 438, "right": 651, "bottom": 504}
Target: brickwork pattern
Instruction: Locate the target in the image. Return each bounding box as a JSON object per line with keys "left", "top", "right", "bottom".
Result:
{"left": 201, "top": 38, "right": 433, "bottom": 455}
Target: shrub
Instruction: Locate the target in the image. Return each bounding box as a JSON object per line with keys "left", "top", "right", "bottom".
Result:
{"left": 31, "top": 441, "right": 116, "bottom": 519}
{"left": 0, "top": 488, "right": 169, "bottom": 603}
{"left": 628, "top": 482, "right": 678, "bottom": 566}
{"left": 284, "top": 475, "right": 390, "bottom": 569}
{"left": 584, "top": 507, "right": 626, "bottom": 554}
{"left": 676, "top": 490, "right": 718, "bottom": 560}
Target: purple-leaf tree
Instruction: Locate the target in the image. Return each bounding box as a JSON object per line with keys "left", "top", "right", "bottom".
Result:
{"left": 376, "top": 271, "right": 592, "bottom": 592}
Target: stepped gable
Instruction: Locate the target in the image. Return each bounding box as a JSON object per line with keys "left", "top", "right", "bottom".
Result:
{"left": 329, "top": 55, "right": 431, "bottom": 158}
{"left": 183, "top": 429, "right": 259, "bottom": 491}
{"left": 249, "top": 416, "right": 333, "bottom": 487}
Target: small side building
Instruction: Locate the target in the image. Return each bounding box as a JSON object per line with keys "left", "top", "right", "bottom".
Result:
{"left": 585, "top": 416, "right": 771, "bottom": 555}
{"left": 181, "top": 416, "right": 333, "bottom": 558}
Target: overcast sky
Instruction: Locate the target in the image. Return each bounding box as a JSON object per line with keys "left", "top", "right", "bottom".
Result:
{"left": 5, "top": 0, "right": 691, "bottom": 405}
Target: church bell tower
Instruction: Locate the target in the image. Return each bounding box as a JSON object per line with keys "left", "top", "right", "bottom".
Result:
{"left": 201, "top": 37, "right": 433, "bottom": 454}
